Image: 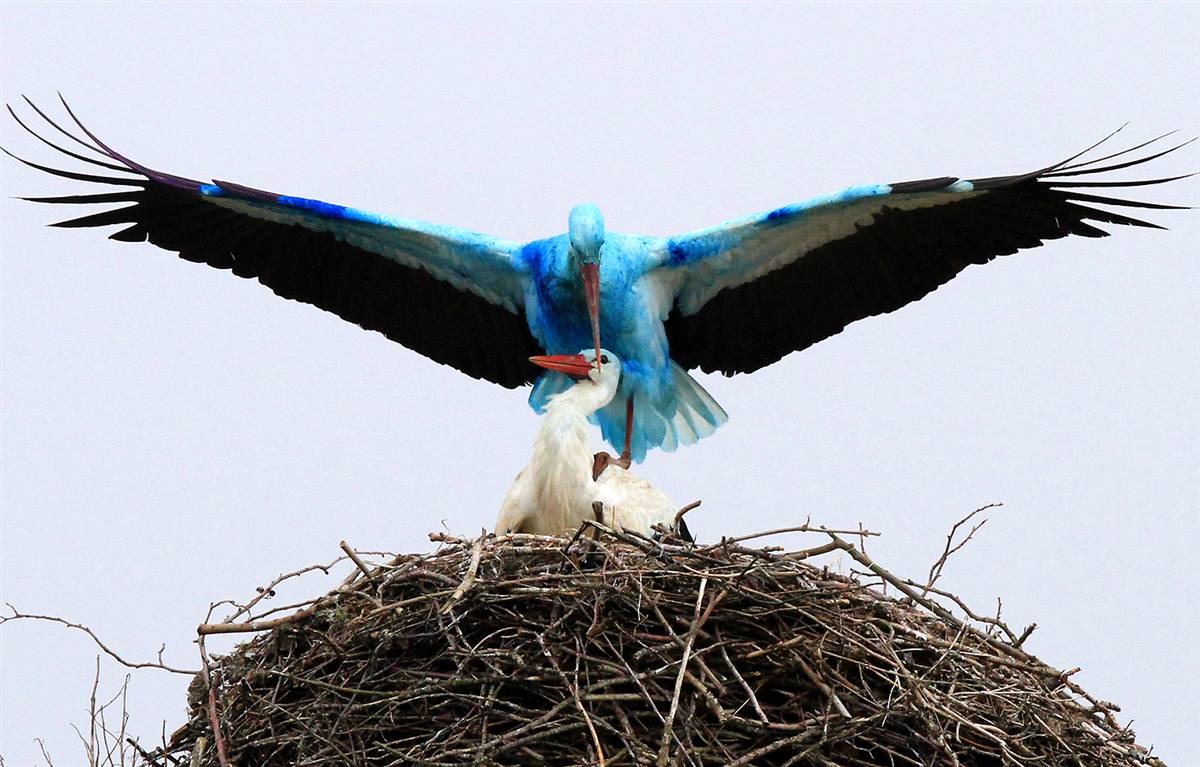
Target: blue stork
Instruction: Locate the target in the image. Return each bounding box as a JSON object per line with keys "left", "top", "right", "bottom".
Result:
{"left": 5, "top": 98, "right": 1191, "bottom": 463}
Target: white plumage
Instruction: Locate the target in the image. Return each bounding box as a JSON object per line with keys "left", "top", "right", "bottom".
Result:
{"left": 496, "top": 349, "right": 685, "bottom": 539}
{"left": 594, "top": 464, "right": 680, "bottom": 537}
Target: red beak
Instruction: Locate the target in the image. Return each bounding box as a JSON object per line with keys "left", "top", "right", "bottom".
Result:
{"left": 580, "top": 261, "right": 602, "bottom": 364}
{"left": 530, "top": 354, "right": 594, "bottom": 379}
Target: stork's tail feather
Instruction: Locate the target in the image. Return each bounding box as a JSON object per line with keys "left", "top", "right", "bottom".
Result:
{"left": 606, "top": 363, "right": 728, "bottom": 462}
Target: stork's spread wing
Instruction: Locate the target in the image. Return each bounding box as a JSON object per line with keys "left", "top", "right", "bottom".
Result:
{"left": 5, "top": 98, "right": 541, "bottom": 387}
{"left": 655, "top": 131, "right": 1191, "bottom": 375}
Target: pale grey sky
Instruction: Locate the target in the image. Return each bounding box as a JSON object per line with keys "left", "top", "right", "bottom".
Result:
{"left": 2, "top": 3, "right": 1197, "bottom": 764}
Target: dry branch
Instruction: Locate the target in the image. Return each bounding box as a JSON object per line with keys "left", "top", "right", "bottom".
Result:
{"left": 2, "top": 605, "right": 197, "bottom": 675}
{"left": 923, "top": 503, "right": 1000, "bottom": 595}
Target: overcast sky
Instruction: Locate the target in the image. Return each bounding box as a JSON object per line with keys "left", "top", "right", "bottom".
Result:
{"left": 1, "top": 3, "right": 1197, "bottom": 764}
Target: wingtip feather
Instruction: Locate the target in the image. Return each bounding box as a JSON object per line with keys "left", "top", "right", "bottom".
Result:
{"left": 1044, "top": 137, "right": 1195, "bottom": 179}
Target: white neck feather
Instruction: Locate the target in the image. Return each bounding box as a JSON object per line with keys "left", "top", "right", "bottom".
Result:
{"left": 526, "top": 380, "right": 611, "bottom": 528}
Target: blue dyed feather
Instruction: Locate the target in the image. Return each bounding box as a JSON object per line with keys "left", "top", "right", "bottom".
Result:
{"left": 196, "top": 180, "right": 991, "bottom": 461}
{"left": 197, "top": 184, "right": 529, "bottom": 312}
{"left": 14, "top": 99, "right": 1185, "bottom": 464}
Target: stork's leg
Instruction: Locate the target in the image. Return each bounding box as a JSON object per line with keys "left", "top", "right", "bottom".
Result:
{"left": 621, "top": 395, "right": 634, "bottom": 466}
{"left": 592, "top": 395, "right": 635, "bottom": 480}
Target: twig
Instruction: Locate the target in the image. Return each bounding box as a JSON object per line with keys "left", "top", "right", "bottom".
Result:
{"left": 340, "top": 540, "right": 374, "bottom": 581}
{"left": 793, "top": 655, "right": 851, "bottom": 718}
{"left": 221, "top": 555, "right": 348, "bottom": 625}
{"left": 538, "top": 635, "right": 606, "bottom": 767}
{"left": 204, "top": 685, "right": 228, "bottom": 767}
{"left": 923, "top": 503, "right": 1001, "bottom": 595}
{"left": 784, "top": 541, "right": 839, "bottom": 560}
{"left": 1016, "top": 623, "right": 1039, "bottom": 647}
{"left": 657, "top": 576, "right": 708, "bottom": 766}
{"left": 906, "top": 579, "right": 1022, "bottom": 644}
{"left": 823, "top": 532, "right": 1055, "bottom": 675}
{"left": 700, "top": 522, "right": 879, "bottom": 553}
{"left": 442, "top": 535, "right": 486, "bottom": 614}
{"left": 716, "top": 625, "right": 768, "bottom": 724}
{"left": 197, "top": 604, "right": 231, "bottom": 767}
{"left": 1, "top": 605, "right": 197, "bottom": 675}
{"left": 198, "top": 606, "right": 319, "bottom": 636}
{"left": 126, "top": 736, "right": 160, "bottom": 766}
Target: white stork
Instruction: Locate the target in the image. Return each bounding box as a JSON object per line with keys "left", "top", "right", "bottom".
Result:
{"left": 496, "top": 349, "right": 689, "bottom": 540}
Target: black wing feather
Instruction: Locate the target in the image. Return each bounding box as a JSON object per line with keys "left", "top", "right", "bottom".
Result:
{"left": 6, "top": 100, "right": 541, "bottom": 388}
{"left": 666, "top": 134, "right": 1190, "bottom": 376}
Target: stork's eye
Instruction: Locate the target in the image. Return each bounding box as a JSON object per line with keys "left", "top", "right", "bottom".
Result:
{"left": 600, "top": 354, "right": 609, "bottom": 364}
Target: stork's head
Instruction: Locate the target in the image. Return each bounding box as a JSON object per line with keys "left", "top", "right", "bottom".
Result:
{"left": 568, "top": 204, "right": 605, "bottom": 362}
{"left": 530, "top": 348, "right": 621, "bottom": 400}
{"left": 568, "top": 204, "right": 605, "bottom": 265}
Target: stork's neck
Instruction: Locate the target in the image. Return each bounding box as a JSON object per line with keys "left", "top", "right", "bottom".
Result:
{"left": 527, "top": 381, "right": 611, "bottom": 520}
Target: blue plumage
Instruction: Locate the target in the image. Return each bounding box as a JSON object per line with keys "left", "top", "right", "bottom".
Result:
{"left": 520, "top": 228, "right": 728, "bottom": 461}
{"left": 10, "top": 99, "right": 1187, "bottom": 463}
{"left": 204, "top": 185, "right": 703, "bottom": 448}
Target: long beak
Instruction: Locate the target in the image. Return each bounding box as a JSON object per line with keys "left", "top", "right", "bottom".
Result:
{"left": 580, "top": 262, "right": 602, "bottom": 364}
{"left": 530, "top": 354, "right": 594, "bottom": 379}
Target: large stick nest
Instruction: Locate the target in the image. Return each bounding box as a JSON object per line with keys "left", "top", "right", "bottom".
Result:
{"left": 162, "top": 527, "right": 1162, "bottom": 766}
